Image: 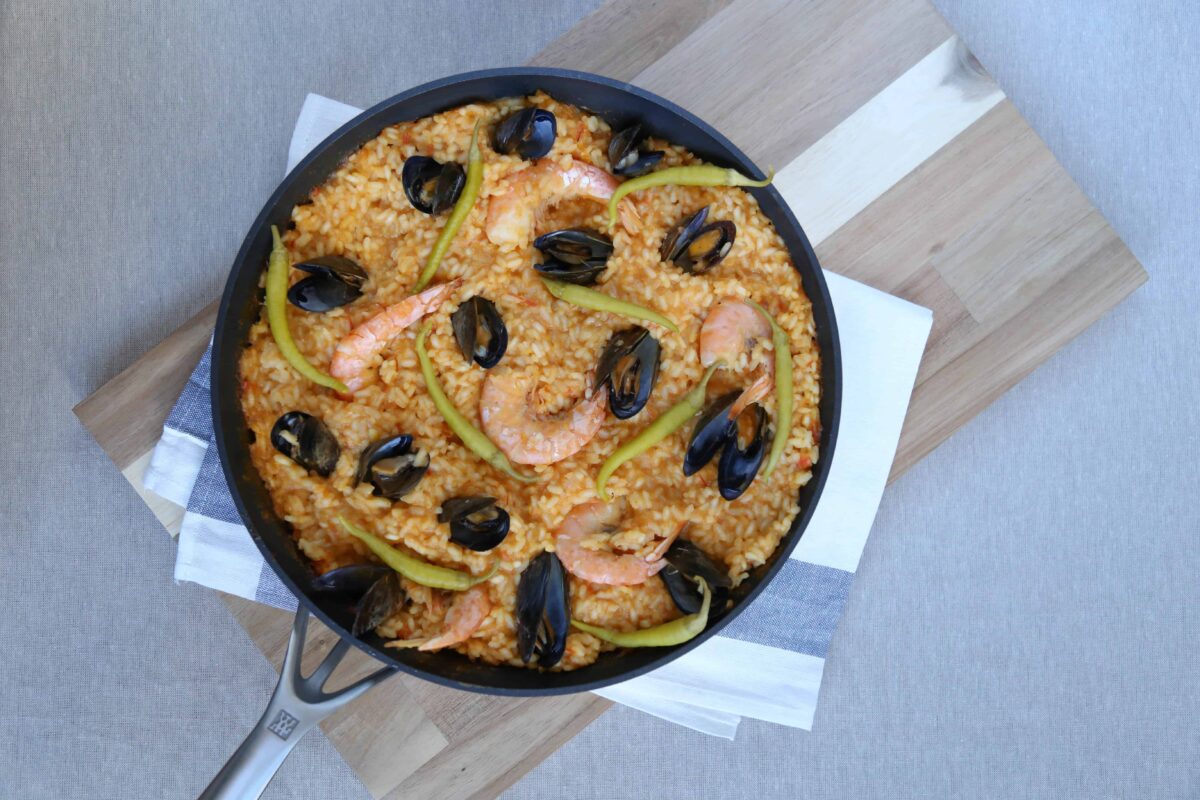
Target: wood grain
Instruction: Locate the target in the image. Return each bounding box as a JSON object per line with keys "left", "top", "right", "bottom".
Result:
{"left": 72, "top": 0, "right": 1147, "bottom": 797}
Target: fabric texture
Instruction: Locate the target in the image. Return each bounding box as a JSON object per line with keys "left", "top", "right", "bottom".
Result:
{"left": 142, "top": 93, "right": 932, "bottom": 739}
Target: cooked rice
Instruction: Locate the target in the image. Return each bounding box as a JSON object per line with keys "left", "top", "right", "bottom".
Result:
{"left": 237, "top": 93, "right": 821, "bottom": 670}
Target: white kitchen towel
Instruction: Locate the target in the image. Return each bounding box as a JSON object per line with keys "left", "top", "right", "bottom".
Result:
{"left": 144, "top": 93, "right": 932, "bottom": 739}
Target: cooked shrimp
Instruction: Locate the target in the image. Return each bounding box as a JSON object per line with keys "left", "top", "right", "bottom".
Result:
{"left": 479, "top": 369, "right": 607, "bottom": 465}
{"left": 485, "top": 159, "right": 642, "bottom": 249}
{"left": 699, "top": 298, "right": 775, "bottom": 413}
{"left": 330, "top": 279, "right": 461, "bottom": 392}
{"left": 417, "top": 585, "right": 492, "bottom": 651}
{"left": 554, "top": 498, "right": 681, "bottom": 586}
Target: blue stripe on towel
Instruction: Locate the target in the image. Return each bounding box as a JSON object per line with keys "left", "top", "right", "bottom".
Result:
{"left": 720, "top": 559, "right": 854, "bottom": 658}
{"left": 164, "top": 344, "right": 214, "bottom": 442}
{"left": 186, "top": 442, "right": 243, "bottom": 526}
{"left": 255, "top": 562, "right": 299, "bottom": 610}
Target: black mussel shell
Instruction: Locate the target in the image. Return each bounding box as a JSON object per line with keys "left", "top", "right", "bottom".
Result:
{"left": 594, "top": 326, "right": 661, "bottom": 420}
{"left": 493, "top": 107, "right": 557, "bottom": 160}
{"left": 661, "top": 206, "right": 737, "bottom": 274}
{"left": 533, "top": 257, "right": 606, "bottom": 286}
{"left": 607, "top": 123, "right": 665, "bottom": 178}
{"left": 438, "top": 496, "right": 511, "bottom": 552}
{"left": 271, "top": 411, "right": 340, "bottom": 477}
{"left": 451, "top": 296, "right": 508, "bottom": 369}
{"left": 311, "top": 564, "right": 391, "bottom": 597}
{"left": 718, "top": 403, "right": 769, "bottom": 501}
{"left": 660, "top": 538, "right": 732, "bottom": 618}
{"left": 533, "top": 228, "right": 614, "bottom": 266}
{"left": 287, "top": 255, "right": 368, "bottom": 312}
{"left": 682, "top": 391, "right": 740, "bottom": 476}
{"left": 402, "top": 156, "right": 465, "bottom": 215}
{"left": 352, "top": 572, "right": 404, "bottom": 637}
{"left": 355, "top": 435, "right": 429, "bottom": 500}
{"left": 517, "top": 551, "right": 570, "bottom": 667}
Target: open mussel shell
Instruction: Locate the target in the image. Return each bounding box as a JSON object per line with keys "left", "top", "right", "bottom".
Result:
{"left": 438, "top": 496, "right": 511, "bottom": 552}
{"left": 355, "top": 435, "right": 429, "bottom": 500}
{"left": 607, "top": 123, "right": 665, "bottom": 178}
{"left": 517, "top": 551, "right": 570, "bottom": 667}
{"left": 718, "top": 403, "right": 769, "bottom": 501}
{"left": 311, "top": 564, "right": 391, "bottom": 597}
{"left": 451, "top": 296, "right": 508, "bottom": 369}
{"left": 287, "top": 255, "right": 368, "bottom": 312}
{"left": 594, "top": 326, "right": 661, "bottom": 419}
{"left": 534, "top": 228, "right": 613, "bottom": 266}
{"left": 682, "top": 390, "right": 740, "bottom": 476}
{"left": 533, "top": 257, "right": 607, "bottom": 286}
{"left": 352, "top": 572, "right": 404, "bottom": 637}
{"left": 660, "top": 539, "right": 732, "bottom": 618}
{"left": 661, "top": 206, "right": 737, "bottom": 274}
{"left": 271, "top": 411, "right": 340, "bottom": 477}
{"left": 493, "top": 107, "right": 557, "bottom": 160}
{"left": 402, "top": 156, "right": 465, "bottom": 215}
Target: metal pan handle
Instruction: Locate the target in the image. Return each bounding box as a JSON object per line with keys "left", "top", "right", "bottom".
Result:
{"left": 199, "top": 606, "right": 396, "bottom": 800}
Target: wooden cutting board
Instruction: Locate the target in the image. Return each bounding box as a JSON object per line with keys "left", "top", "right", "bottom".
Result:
{"left": 74, "top": 0, "right": 1146, "bottom": 797}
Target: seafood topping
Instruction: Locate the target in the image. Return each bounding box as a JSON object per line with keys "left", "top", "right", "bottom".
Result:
{"left": 438, "top": 496, "right": 511, "bottom": 552}
{"left": 533, "top": 257, "right": 607, "bottom": 286}
{"left": 450, "top": 295, "right": 508, "bottom": 369}
{"left": 402, "top": 156, "right": 466, "bottom": 215}
{"left": 682, "top": 390, "right": 740, "bottom": 476}
{"left": 718, "top": 403, "right": 769, "bottom": 501}
{"left": 516, "top": 551, "right": 570, "bottom": 667}
{"left": 661, "top": 206, "right": 737, "bottom": 274}
{"left": 287, "top": 255, "right": 368, "bottom": 312}
{"left": 660, "top": 538, "right": 732, "bottom": 618}
{"left": 493, "top": 107, "right": 557, "bottom": 160}
{"left": 594, "top": 326, "right": 661, "bottom": 420}
{"left": 534, "top": 228, "right": 614, "bottom": 266}
{"left": 355, "top": 435, "right": 429, "bottom": 500}
{"left": 311, "top": 564, "right": 391, "bottom": 597}
{"left": 312, "top": 566, "right": 404, "bottom": 638}
{"left": 270, "top": 411, "right": 340, "bottom": 477}
{"left": 607, "top": 123, "right": 665, "bottom": 178}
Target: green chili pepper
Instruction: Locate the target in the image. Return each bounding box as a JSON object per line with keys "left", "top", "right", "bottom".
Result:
{"left": 607, "top": 164, "right": 774, "bottom": 227}
{"left": 265, "top": 225, "right": 349, "bottom": 393}
{"left": 539, "top": 276, "right": 679, "bottom": 333}
{"left": 746, "top": 299, "right": 793, "bottom": 477}
{"left": 572, "top": 577, "right": 710, "bottom": 647}
{"left": 595, "top": 362, "right": 720, "bottom": 500}
{"left": 415, "top": 321, "right": 538, "bottom": 483}
{"left": 338, "top": 515, "right": 495, "bottom": 591}
{"left": 413, "top": 121, "right": 484, "bottom": 292}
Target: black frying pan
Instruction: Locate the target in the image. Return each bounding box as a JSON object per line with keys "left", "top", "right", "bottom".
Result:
{"left": 202, "top": 68, "right": 841, "bottom": 798}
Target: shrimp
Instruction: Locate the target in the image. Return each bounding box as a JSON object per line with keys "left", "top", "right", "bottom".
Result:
{"left": 329, "top": 279, "right": 461, "bottom": 392}
{"left": 417, "top": 585, "right": 492, "bottom": 652}
{"left": 485, "top": 159, "right": 642, "bottom": 249}
{"left": 479, "top": 369, "right": 607, "bottom": 465}
{"left": 554, "top": 498, "right": 681, "bottom": 586}
{"left": 699, "top": 298, "right": 775, "bottom": 414}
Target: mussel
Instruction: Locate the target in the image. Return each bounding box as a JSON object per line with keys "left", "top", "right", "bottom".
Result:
{"left": 683, "top": 391, "right": 770, "bottom": 500}
{"left": 287, "top": 255, "right": 368, "bottom": 312}
{"left": 533, "top": 228, "right": 613, "bottom": 286}
{"left": 594, "top": 326, "right": 661, "bottom": 419}
{"left": 438, "top": 496, "right": 511, "bottom": 552}
{"left": 493, "top": 107, "right": 557, "bottom": 160}
{"left": 355, "top": 435, "right": 429, "bottom": 500}
{"left": 660, "top": 538, "right": 732, "bottom": 619}
{"left": 516, "top": 551, "right": 570, "bottom": 667}
{"left": 271, "top": 411, "right": 340, "bottom": 477}
{"left": 312, "top": 567, "right": 404, "bottom": 638}
{"left": 402, "top": 156, "right": 465, "bottom": 215}
{"left": 660, "top": 206, "right": 736, "bottom": 274}
{"left": 718, "top": 403, "right": 769, "bottom": 501}
{"left": 607, "top": 123, "right": 665, "bottom": 178}
{"left": 682, "top": 390, "right": 739, "bottom": 476}
{"left": 451, "top": 296, "right": 508, "bottom": 369}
